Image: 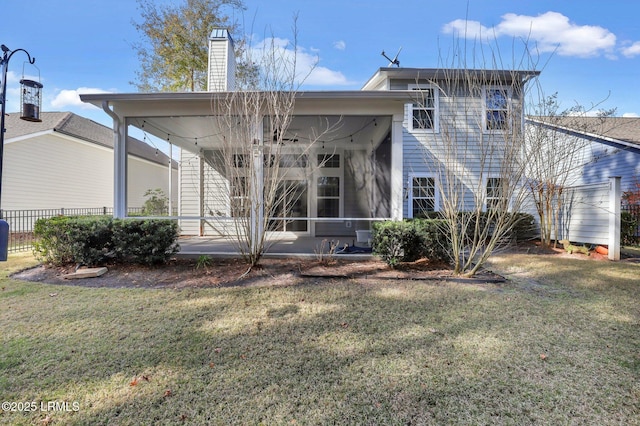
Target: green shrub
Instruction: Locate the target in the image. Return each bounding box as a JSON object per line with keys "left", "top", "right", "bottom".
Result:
{"left": 142, "top": 188, "right": 169, "bottom": 216}
{"left": 507, "top": 212, "right": 537, "bottom": 242}
{"left": 33, "top": 216, "right": 179, "bottom": 266}
{"left": 33, "top": 216, "right": 113, "bottom": 266}
{"left": 372, "top": 221, "right": 407, "bottom": 268}
{"left": 111, "top": 219, "right": 180, "bottom": 265}
{"left": 371, "top": 213, "right": 535, "bottom": 269}
{"left": 33, "top": 216, "right": 74, "bottom": 265}
{"left": 372, "top": 219, "right": 450, "bottom": 268}
{"left": 411, "top": 219, "right": 451, "bottom": 262}
{"left": 621, "top": 211, "right": 638, "bottom": 246}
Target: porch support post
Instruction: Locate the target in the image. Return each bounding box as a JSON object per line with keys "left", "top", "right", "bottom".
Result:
{"left": 168, "top": 142, "right": 173, "bottom": 216}
{"left": 390, "top": 113, "right": 404, "bottom": 221}
{"left": 251, "top": 118, "right": 264, "bottom": 253}
{"left": 608, "top": 176, "right": 621, "bottom": 260}
{"left": 102, "top": 101, "right": 127, "bottom": 219}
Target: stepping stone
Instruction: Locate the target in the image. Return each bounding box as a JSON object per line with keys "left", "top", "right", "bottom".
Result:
{"left": 63, "top": 267, "right": 108, "bottom": 280}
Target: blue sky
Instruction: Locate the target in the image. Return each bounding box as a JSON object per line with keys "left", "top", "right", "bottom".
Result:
{"left": 3, "top": 0, "right": 640, "bottom": 130}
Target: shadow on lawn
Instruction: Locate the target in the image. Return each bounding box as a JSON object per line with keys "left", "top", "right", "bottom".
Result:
{"left": 4, "top": 269, "right": 637, "bottom": 425}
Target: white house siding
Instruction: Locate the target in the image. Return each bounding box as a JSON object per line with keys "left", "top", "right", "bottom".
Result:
{"left": 4, "top": 133, "right": 113, "bottom": 210}
{"left": 402, "top": 95, "right": 505, "bottom": 216}
{"left": 179, "top": 149, "right": 202, "bottom": 235}
{"left": 578, "top": 144, "right": 640, "bottom": 191}
{"left": 559, "top": 182, "right": 610, "bottom": 244}
{"left": 4, "top": 132, "right": 177, "bottom": 213}
{"left": 127, "top": 155, "right": 177, "bottom": 209}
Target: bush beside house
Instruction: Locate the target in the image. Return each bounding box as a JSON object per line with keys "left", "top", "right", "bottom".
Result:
{"left": 372, "top": 213, "right": 536, "bottom": 268}
{"left": 33, "top": 216, "right": 179, "bottom": 266}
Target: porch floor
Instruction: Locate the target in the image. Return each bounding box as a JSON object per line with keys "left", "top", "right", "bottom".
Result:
{"left": 177, "top": 235, "right": 373, "bottom": 259}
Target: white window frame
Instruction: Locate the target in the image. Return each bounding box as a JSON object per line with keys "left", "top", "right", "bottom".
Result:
{"left": 483, "top": 175, "right": 512, "bottom": 212}
{"left": 482, "top": 86, "right": 512, "bottom": 133}
{"left": 314, "top": 150, "right": 344, "bottom": 219}
{"left": 408, "top": 84, "right": 439, "bottom": 133}
{"left": 408, "top": 173, "right": 439, "bottom": 218}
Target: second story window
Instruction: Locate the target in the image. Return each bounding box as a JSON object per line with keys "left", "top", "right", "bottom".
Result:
{"left": 483, "top": 87, "right": 511, "bottom": 131}
{"left": 409, "top": 84, "right": 439, "bottom": 132}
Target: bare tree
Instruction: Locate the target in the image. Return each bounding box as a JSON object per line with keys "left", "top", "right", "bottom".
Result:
{"left": 524, "top": 92, "right": 615, "bottom": 248}
{"left": 200, "top": 22, "right": 338, "bottom": 268}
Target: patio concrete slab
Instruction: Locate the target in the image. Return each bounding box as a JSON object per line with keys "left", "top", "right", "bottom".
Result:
{"left": 176, "top": 235, "right": 373, "bottom": 260}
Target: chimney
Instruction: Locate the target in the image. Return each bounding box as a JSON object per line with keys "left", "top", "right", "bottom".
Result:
{"left": 207, "top": 28, "right": 236, "bottom": 91}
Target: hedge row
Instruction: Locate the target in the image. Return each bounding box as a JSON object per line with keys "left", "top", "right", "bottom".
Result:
{"left": 371, "top": 213, "right": 536, "bottom": 268}
{"left": 33, "top": 216, "right": 180, "bottom": 266}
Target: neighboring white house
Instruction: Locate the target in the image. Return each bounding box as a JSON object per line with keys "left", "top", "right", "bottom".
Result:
{"left": 80, "top": 28, "right": 538, "bottom": 241}
{"left": 524, "top": 117, "right": 639, "bottom": 249}
{"left": 526, "top": 116, "right": 640, "bottom": 191}
{"left": 3, "top": 111, "right": 178, "bottom": 211}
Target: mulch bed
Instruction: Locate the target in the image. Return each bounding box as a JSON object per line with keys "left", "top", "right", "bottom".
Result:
{"left": 11, "top": 256, "right": 505, "bottom": 289}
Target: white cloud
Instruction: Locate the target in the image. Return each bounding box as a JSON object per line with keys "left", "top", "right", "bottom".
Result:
{"left": 333, "top": 40, "right": 346, "bottom": 51}
{"left": 50, "top": 87, "right": 111, "bottom": 110}
{"left": 622, "top": 112, "right": 639, "bottom": 118}
{"left": 621, "top": 41, "right": 640, "bottom": 57}
{"left": 249, "top": 37, "right": 351, "bottom": 86}
{"left": 443, "top": 12, "right": 617, "bottom": 58}
{"left": 442, "top": 19, "right": 491, "bottom": 40}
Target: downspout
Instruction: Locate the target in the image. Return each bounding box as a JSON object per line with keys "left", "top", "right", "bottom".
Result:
{"left": 102, "top": 101, "right": 127, "bottom": 218}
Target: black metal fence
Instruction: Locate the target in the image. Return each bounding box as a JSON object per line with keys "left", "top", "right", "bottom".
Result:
{"left": 622, "top": 204, "right": 640, "bottom": 245}
{"left": 0, "top": 207, "right": 143, "bottom": 253}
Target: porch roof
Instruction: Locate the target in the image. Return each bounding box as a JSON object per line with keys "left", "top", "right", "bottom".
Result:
{"left": 80, "top": 90, "right": 413, "bottom": 116}
{"left": 80, "top": 90, "right": 410, "bottom": 153}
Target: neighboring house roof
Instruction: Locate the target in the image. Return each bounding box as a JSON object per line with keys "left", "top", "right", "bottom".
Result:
{"left": 4, "top": 111, "right": 177, "bottom": 168}
{"left": 526, "top": 116, "right": 640, "bottom": 153}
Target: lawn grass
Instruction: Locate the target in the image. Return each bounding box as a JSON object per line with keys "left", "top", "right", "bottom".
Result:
{"left": 1, "top": 252, "right": 638, "bottom": 425}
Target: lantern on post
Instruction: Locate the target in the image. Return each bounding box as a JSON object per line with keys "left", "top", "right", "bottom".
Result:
{"left": 0, "top": 44, "right": 42, "bottom": 261}
{"left": 20, "top": 78, "right": 43, "bottom": 122}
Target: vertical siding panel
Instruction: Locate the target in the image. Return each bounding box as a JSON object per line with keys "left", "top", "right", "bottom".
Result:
{"left": 179, "top": 149, "right": 201, "bottom": 235}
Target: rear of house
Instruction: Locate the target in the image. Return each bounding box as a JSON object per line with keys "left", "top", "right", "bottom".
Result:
{"left": 80, "top": 28, "right": 538, "bottom": 245}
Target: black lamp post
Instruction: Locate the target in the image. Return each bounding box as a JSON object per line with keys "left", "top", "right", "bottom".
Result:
{"left": 0, "top": 44, "right": 42, "bottom": 261}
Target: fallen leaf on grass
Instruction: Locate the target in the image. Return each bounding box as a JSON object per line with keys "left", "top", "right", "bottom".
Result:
{"left": 130, "top": 375, "right": 150, "bottom": 386}
{"left": 340, "top": 322, "right": 349, "bottom": 328}
{"left": 209, "top": 362, "right": 215, "bottom": 368}
{"left": 540, "top": 353, "right": 548, "bottom": 361}
{"left": 164, "top": 389, "right": 172, "bottom": 397}
{"left": 40, "top": 415, "right": 53, "bottom": 425}
{"left": 49, "top": 293, "right": 58, "bottom": 297}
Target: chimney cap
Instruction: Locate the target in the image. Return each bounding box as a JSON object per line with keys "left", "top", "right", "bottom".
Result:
{"left": 209, "top": 28, "right": 233, "bottom": 43}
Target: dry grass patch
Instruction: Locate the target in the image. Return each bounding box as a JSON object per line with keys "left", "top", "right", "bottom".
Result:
{"left": 0, "top": 252, "right": 638, "bottom": 425}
